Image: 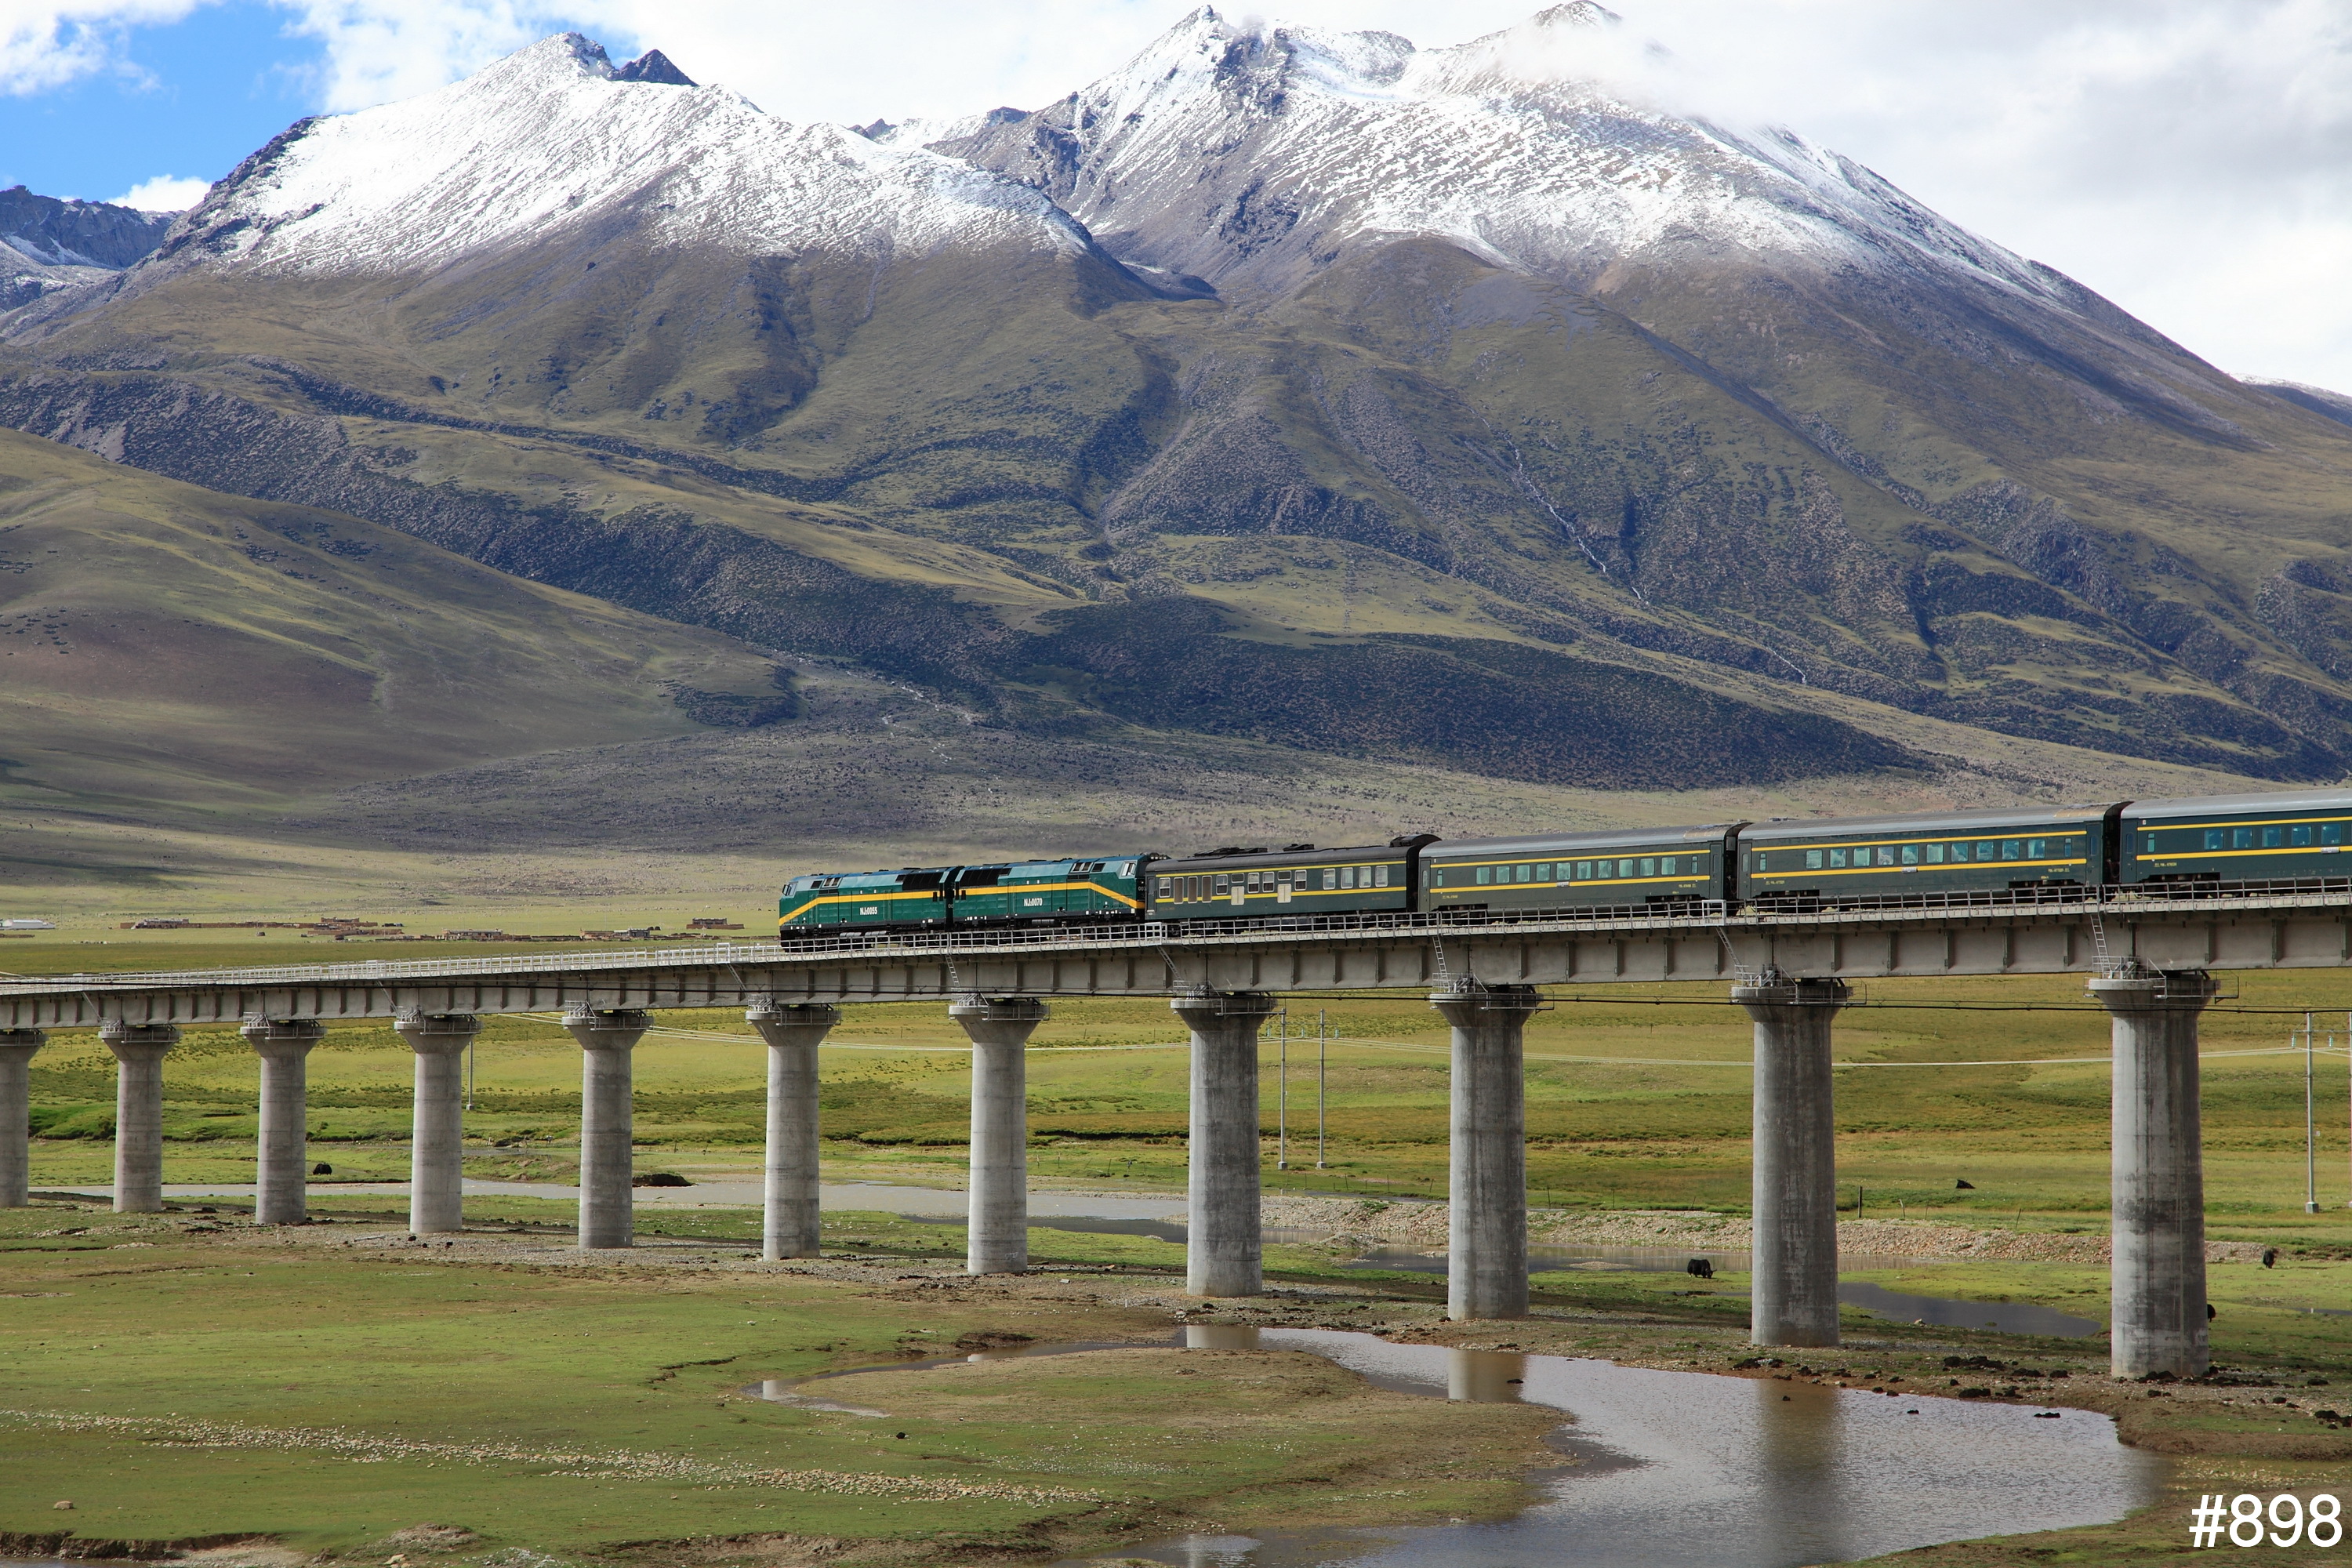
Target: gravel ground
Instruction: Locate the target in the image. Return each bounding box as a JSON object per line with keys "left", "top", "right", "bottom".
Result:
{"left": 1259, "top": 1196, "right": 2267, "bottom": 1265}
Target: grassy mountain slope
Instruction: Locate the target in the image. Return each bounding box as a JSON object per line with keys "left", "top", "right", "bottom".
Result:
{"left": 9, "top": 28, "right": 2352, "bottom": 805}
{"left": 0, "top": 426, "right": 786, "bottom": 826}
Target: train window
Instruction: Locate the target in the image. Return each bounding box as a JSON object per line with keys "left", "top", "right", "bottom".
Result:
{"left": 1829, "top": 848, "right": 1847, "bottom": 868}
{"left": 1573, "top": 861, "right": 1590, "bottom": 879}
{"left": 1874, "top": 846, "right": 1893, "bottom": 866}
{"left": 1899, "top": 844, "right": 1918, "bottom": 865}
{"left": 1976, "top": 841, "right": 1997, "bottom": 859}
{"left": 1537, "top": 863, "right": 1552, "bottom": 880}
{"left": 1637, "top": 858, "right": 1654, "bottom": 877}
{"left": 2028, "top": 839, "right": 2047, "bottom": 858}
{"left": 2233, "top": 827, "right": 2254, "bottom": 849}
{"left": 1752, "top": 852, "right": 1767, "bottom": 871}
{"left": 1618, "top": 858, "right": 1636, "bottom": 877}
{"left": 2001, "top": 840, "right": 2021, "bottom": 860}
{"left": 2328, "top": 825, "right": 2346, "bottom": 845}
{"left": 1661, "top": 856, "right": 1677, "bottom": 875}
{"left": 2204, "top": 829, "right": 2223, "bottom": 850}
{"left": 2292, "top": 826, "right": 2313, "bottom": 847}
{"left": 1157, "top": 877, "right": 1174, "bottom": 898}
{"left": 1805, "top": 850, "right": 1824, "bottom": 869}
{"left": 1946, "top": 843, "right": 1965, "bottom": 862}
{"left": 1924, "top": 844, "right": 1944, "bottom": 863}
{"left": 1323, "top": 868, "right": 1338, "bottom": 890}
{"left": 1475, "top": 866, "right": 1490, "bottom": 886}
{"left": 2263, "top": 826, "right": 2283, "bottom": 848}
{"left": 1214, "top": 874, "right": 1230, "bottom": 895}
{"left": 1374, "top": 865, "right": 1390, "bottom": 887}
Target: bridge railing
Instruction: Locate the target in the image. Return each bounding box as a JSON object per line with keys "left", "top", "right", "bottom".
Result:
{"left": 10, "top": 880, "right": 2351, "bottom": 996}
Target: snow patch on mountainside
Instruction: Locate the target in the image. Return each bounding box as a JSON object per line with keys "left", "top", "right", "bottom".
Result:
{"left": 176, "top": 34, "right": 1090, "bottom": 277}
{"left": 941, "top": 3, "right": 2061, "bottom": 298}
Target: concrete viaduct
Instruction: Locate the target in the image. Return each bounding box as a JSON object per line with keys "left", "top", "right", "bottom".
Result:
{"left": 5, "top": 889, "right": 2346, "bottom": 1381}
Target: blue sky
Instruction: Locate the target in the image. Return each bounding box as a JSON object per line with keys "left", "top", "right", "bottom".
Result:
{"left": 0, "top": 2, "right": 628, "bottom": 205}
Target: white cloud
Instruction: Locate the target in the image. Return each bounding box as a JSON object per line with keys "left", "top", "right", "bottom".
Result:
{"left": 268, "top": 0, "right": 608, "bottom": 112}
{"left": 0, "top": 0, "right": 211, "bottom": 94}
{"left": 110, "top": 172, "right": 210, "bottom": 209}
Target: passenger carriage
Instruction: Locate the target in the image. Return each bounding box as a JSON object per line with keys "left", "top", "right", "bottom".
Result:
{"left": 2121, "top": 787, "right": 2352, "bottom": 895}
{"left": 1146, "top": 837, "right": 1437, "bottom": 923}
{"left": 1421, "top": 825, "right": 1738, "bottom": 917}
{"left": 1741, "top": 804, "right": 2120, "bottom": 912}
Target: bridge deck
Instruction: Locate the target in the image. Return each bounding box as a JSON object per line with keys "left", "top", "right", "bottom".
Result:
{"left": 5, "top": 888, "right": 2348, "bottom": 1028}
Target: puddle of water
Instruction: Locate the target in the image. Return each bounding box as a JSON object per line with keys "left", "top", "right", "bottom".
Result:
{"left": 1347, "top": 1246, "right": 2102, "bottom": 1338}
{"left": 748, "top": 1327, "right": 2159, "bottom": 1568}
{"left": 1838, "top": 1279, "right": 2103, "bottom": 1338}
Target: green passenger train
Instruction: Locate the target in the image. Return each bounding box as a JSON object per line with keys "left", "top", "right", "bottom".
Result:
{"left": 776, "top": 786, "right": 2352, "bottom": 938}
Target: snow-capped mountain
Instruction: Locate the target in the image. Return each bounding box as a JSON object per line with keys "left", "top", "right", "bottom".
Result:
{"left": 154, "top": 33, "right": 1091, "bottom": 280}
{"left": 10, "top": 11, "right": 2352, "bottom": 791}
{"left": 939, "top": 3, "right": 2062, "bottom": 299}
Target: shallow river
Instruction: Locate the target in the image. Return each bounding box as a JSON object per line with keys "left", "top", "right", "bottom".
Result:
{"left": 757, "top": 1327, "right": 2162, "bottom": 1568}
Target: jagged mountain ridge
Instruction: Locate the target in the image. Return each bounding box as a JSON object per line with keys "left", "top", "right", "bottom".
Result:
{"left": 134, "top": 34, "right": 1095, "bottom": 283}
{"left": 933, "top": 3, "right": 2056, "bottom": 300}
{"left": 6, "top": 13, "right": 2352, "bottom": 794}
{"left": 0, "top": 186, "right": 174, "bottom": 310}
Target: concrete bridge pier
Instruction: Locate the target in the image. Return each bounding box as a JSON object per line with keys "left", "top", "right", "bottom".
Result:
{"left": 1733, "top": 975, "right": 1850, "bottom": 1348}
{"left": 1432, "top": 983, "right": 1541, "bottom": 1321}
{"left": 953, "top": 996, "right": 1049, "bottom": 1275}
{"left": 1175, "top": 990, "right": 1279, "bottom": 1298}
{"left": 241, "top": 1017, "right": 327, "bottom": 1224}
{"left": 746, "top": 1000, "right": 840, "bottom": 1260}
{"left": 2092, "top": 969, "right": 2217, "bottom": 1379}
{"left": 564, "top": 1008, "right": 653, "bottom": 1249}
{"left": 100, "top": 1021, "right": 180, "bottom": 1214}
{"left": 0, "top": 1028, "right": 45, "bottom": 1207}
{"left": 395, "top": 1014, "right": 480, "bottom": 1234}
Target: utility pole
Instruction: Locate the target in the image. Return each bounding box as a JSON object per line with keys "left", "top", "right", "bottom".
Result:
{"left": 1316, "top": 1008, "right": 1327, "bottom": 1169}
{"left": 1277, "top": 1009, "right": 1294, "bottom": 1171}
{"left": 2307, "top": 1013, "right": 2321, "bottom": 1214}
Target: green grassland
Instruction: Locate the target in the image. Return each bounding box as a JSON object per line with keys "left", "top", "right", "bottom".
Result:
{"left": 0, "top": 1208, "right": 1566, "bottom": 1563}
{"left": 12, "top": 961, "right": 2352, "bottom": 1565}
{"left": 18, "top": 968, "right": 2352, "bottom": 1238}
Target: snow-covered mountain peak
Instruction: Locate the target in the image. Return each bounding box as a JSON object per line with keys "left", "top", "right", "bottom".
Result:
{"left": 938, "top": 4, "right": 2058, "bottom": 300}
{"left": 162, "top": 33, "right": 1091, "bottom": 278}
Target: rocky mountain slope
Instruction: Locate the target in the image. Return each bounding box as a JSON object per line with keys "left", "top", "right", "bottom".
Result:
{"left": 0, "top": 186, "right": 174, "bottom": 310}
{"left": 7, "top": 9, "right": 2352, "bottom": 811}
